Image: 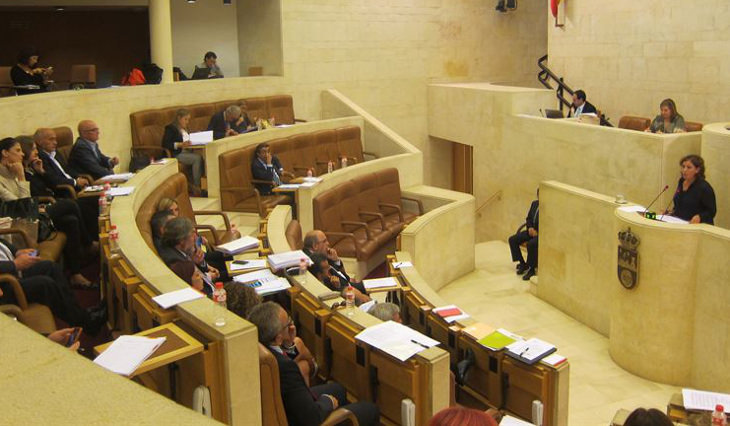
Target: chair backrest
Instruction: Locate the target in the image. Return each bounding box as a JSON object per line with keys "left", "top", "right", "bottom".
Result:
{"left": 69, "top": 64, "right": 96, "bottom": 87}
{"left": 187, "top": 103, "right": 217, "bottom": 132}
{"left": 266, "top": 95, "right": 295, "bottom": 125}
{"left": 685, "top": 121, "right": 703, "bottom": 132}
{"left": 0, "top": 66, "right": 14, "bottom": 97}
{"left": 285, "top": 219, "right": 303, "bottom": 250}
{"left": 136, "top": 172, "right": 193, "bottom": 249}
{"left": 52, "top": 126, "right": 74, "bottom": 148}
{"left": 219, "top": 145, "right": 257, "bottom": 210}
{"left": 336, "top": 126, "right": 364, "bottom": 163}
{"left": 258, "top": 343, "right": 289, "bottom": 426}
{"left": 618, "top": 116, "right": 651, "bottom": 131}
{"left": 130, "top": 109, "right": 170, "bottom": 150}
{"left": 243, "top": 97, "right": 268, "bottom": 122}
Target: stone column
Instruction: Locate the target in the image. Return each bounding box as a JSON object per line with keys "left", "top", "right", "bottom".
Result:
{"left": 148, "top": 0, "right": 174, "bottom": 84}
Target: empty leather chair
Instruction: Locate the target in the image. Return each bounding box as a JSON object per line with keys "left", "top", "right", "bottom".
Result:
{"left": 242, "top": 97, "right": 268, "bottom": 122}
{"left": 685, "top": 121, "right": 703, "bottom": 132}
{"left": 187, "top": 103, "right": 217, "bottom": 132}
{"left": 0, "top": 66, "right": 15, "bottom": 97}
{"left": 285, "top": 219, "right": 303, "bottom": 250}
{"left": 287, "top": 133, "right": 316, "bottom": 176}
{"left": 69, "top": 64, "right": 96, "bottom": 89}
{"left": 312, "top": 129, "right": 339, "bottom": 174}
{"left": 618, "top": 116, "right": 651, "bottom": 132}
{"left": 266, "top": 95, "right": 295, "bottom": 125}
{"left": 336, "top": 126, "right": 364, "bottom": 165}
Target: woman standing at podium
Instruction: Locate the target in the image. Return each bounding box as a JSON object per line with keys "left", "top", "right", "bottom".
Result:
{"left": 669, "top": 154, "right": 716, "bottom": 224}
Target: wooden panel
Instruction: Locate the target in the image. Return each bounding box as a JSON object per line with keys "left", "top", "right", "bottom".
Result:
{"left": 502, "top": 357, "right": 548, "bottom": 424}
{"left": 456, "top": 335, "right": 504, "bottom": 408}
{"left": 290, "top": 289, "right": 331, "bottom": 378}
{"left": 325, "top": 315, "right": 370, "bottom": 400}
{"left": 401, "top": 289, "right": 431, "bottom": 335}
{"left": 452, "top": 142, "right": 473, "bottom": 194}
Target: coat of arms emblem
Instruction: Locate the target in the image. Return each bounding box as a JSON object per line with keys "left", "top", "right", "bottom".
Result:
{"left": 617, "top": 228, "right": 640, "bottom": 289}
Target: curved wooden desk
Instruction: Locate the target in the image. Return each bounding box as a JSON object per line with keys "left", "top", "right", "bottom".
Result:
{"left": 702, "top": 122, "right": 730, "bottom": 229}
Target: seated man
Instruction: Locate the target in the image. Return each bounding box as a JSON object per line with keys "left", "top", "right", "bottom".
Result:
{"left": 508, "top": 190, "right": 539, "bottom": 280}
{"left": 34, "top": 128, "right": 91, "bottom": 193}
{"left": 368, "top": 302, "right": 401, "bottom": 323}
{"left": 250, "top": 142, "right": 293, "bottom": 195}
{"left": 567, "top": 89, "right": 597, "bottom": 118}
{"left": 207, "top": 105, "right": 251, "bottom": 140}
{"left": 309, "top": 253, "right": 370, "bottom": 305}
{"left": 303, "top": 229, "right": 367, "bottom": 295}
{"left": 193, "top": 51, "right": 223, "bottom": 79}
{"left": 248, "top": 302, "right": 379, "bottom": 426}
{"left": 158, "top": 217, "right": 219, "bottom": 296}
{"left": 67, "top": 120, "right": 120, "bottom": 180}
{"left": 0, "top": 239, "right": 106, "bottom": 335}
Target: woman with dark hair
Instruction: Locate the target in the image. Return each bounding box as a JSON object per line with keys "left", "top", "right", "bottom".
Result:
{"left": 12, "top": 136, "right": 98, "bottom": 288}
{"left": 10, "top": 47, "right": 53, "bottom": 95}
{"left": 169, "top": 260, "right": 207, "bottom": 294}
{"left": 623, "top": 408, "right": 673, "bottom": 426}
{"left": 223, "top": 282, "right": 261, "bottom": 318}
{"left": 161, "top": 108, "right": 205, "bottom": 193}
{"left": 647, "top": 98, "right": 686, "bottom": 133}
{"left": 668, "top": 154, "right": 716, "bottom": 224}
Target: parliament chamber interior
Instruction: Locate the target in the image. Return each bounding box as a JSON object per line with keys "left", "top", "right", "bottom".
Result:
{"left": 2, "top": 1, "right": 729, "bottom": 426}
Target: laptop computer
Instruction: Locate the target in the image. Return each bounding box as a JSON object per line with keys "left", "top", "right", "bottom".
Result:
{"left": 191, "top": 67, "right": 222, "bottom": 80}
{"left": 544, "top": 109, "right": 564, "bottom": 119}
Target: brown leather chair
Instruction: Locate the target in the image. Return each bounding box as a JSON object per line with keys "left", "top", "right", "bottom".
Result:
{"left": 136, "top": 173, "right": 239, "bottom": 249}
{"left": 375, "top": 168, "right": 422, "bottom": 225}
{"left": 242, "top": 97, "right": 269, "bottom": 122}
{"left": 69, "top": 64, "right": 96, "bottom": 89}
{"left": 266, "top": 95, "right": 296, "bottom": 125}
{"left": 0, "top": 274, "right": 57, "bottom": 335}
{"left": 618, "top": 116, "right": 651, "bottom": 131}
{"left": 0, "top": 66, "right": 15, "bottom": 97}
{"left": 336, "top": 126, "right": 364, "bottom": 165}
{"left": 312, "top": 129, "right": 340, "bottom": 175}
{"left": 258, "top": 343, "right": 358, "bottom": 426}
{"left": 129, "top": 108, "right": 175, "bottom": 159}
{"left": 287, "top": 133, "right": 317, "bottom": 176}
{"left": 285, "top": 219, "right": 303, "bottom": 250}
{"left": 685, "top": 121, "right": 703, "bottom": 132}
{"left": 187, "top": 103, "right": 217, "bottom": 132}
{"left": 219, "top": 146, "right": 290, "bottom": 216}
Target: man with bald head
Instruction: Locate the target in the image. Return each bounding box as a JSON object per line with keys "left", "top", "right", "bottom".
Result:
{"left": 302, "top": 229, "right": 367, "bottom": 295}
{"left": 67, "top": 120, "right": 119, "bottom": 180}
{"left": 34, "top": 128, "right": 90, "bottom": 192}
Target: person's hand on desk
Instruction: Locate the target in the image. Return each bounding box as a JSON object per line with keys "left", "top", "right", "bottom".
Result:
{"left": 690, "top": 214, "right": 701, "bottom": 224}
{"left": 528, "top": 227, "right": 538, "bottom": 238}
{"left": 225, "top": 128, "right": 238, "bottom": 137}
{"left": 76, "top": 176, "right": 89, "bottom": 187}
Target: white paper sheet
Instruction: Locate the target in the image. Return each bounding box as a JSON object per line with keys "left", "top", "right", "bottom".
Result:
{"left": 150, "top": 158, "right": 173, "bottom": 165}
{"left": 657, "top": 214, "right": 689, "bottom": 224}
{"left": 391, "top": 261, "right": 413, "bottom": 269}
{"left": 246, "top": 277, "right": 291, "bottom": 296}
{"left": 302, "top": 177, "right": 323, "bottom": 183}
{"left": 189, "top": 130, "right": 213, "bottom": 145}
{"left": 93, "top": 335, "right": 166, "bottom": 376}
{"left": 233, "top": 268, "right": 277, "bottom": 284}
{"left": 682, "top": 389, "right": 730, "bottom": 412}
{"left": 100, "top": 172, "right": 135, "bottom": 182}
{"left": 82, "top": 185, "right": 105, "bottom": 193}
{"left": 152, "top": 287, "right": 205, "bottom": 309}
{"left": 362, "top": 277, "right": 400, "bottom": 290}
{"left": 618, "top": 205, "right": 646, "bottom": 213}
{"left": 500, "top": 415, "right": 534, "bottom": 426}
{"left": 215, "top": 236, "right": 260, "bottom": 254}
{"left": 506, "top": 337, "right": 556, "bottom": 361}
{"left": 355, "top": 320, "right": 439, "bottom": 362}
{"left": 359, "top": 300, "right": 377, "bottom": 312}
{"left": 276, "top": 184, "right": 301, "bottom": 190}
{"left": 267, "top": 250, "right": 311, "bottom": 270}
{"left": 229, "top": 258, "right": 268, "bottom": 271}
{"left": 106, "top": 186, "right": 135, "bottom": 197}
{"left": 541, "top": 353, "right": 567, "bottom": 367}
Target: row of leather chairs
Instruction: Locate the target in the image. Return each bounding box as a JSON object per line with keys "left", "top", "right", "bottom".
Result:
{"left": 218, "top": 126, "right": 370, "bottom": 216}
{"left": 129, "top": 94, "right": 300, "bottom": 159}
{"left": 312, "top": 168, "right": 423, "bottom": 261}
{"left": 0, "top": 65, "right": 96, "bottom": 97}
{"left": 618, "top": 115, "right": 703, "bottom": 132}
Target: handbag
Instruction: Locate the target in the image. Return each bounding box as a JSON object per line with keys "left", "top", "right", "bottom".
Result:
{"left": 0, "top": 197, "right": 56, "bottom": 242}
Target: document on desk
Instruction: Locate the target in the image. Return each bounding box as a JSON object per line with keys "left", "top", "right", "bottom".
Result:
{"left": 189, "top": 130, "right": 213, "bottom": 145}
{"left": 355, "top": 320, "right": 439, "bottom": 362}
{"left": 362, "top": 277, "right": 400, "bottom": 290}
{"left": 500, "top": 415, "right": 534, "bottom": 426}
{"left": 99, "top": 172, "right": 135, "bottom": 182}
{"left": 505, "top": 337, "right": 556, "bottom": 365}
{"left": 215, "top": 236, "right": 260, "bottom": 255}
{"left": 267, "top": 250, "right": 311, "bottom": 270}
{"left": 432, "top": 305, "right": 470, "bottom": 323}
{"left": 94, "top": 335, "right": 166, "bottom": 376}
{"left": 152, "top": 287, "right": 205, "bottom": 309}
{"left": 618, "top": 205, "right": 646, "bottom": 213}
{"left": 478, "top": 328, "right": 521, "bottom": 350}
{"left": 229, "top": 258, "right": 267, "bottom": 271}
{"left": 276, "top": 184, "right": 301, "bottom": 190}
{"left": 682, "top": 389, "right": 730, "bottom": 412}
{"left": 657, "top": 215, "right": 688, "bottom": 224}
{"left": 233, "top": 268, "right": 277, "bottom": 284}
{"left": 106, "top": 186, "right": 135, "bottom": 197}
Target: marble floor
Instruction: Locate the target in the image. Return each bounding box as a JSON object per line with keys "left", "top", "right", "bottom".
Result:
{"left": 438, "top": 241, "right": 679, "bottom": 426}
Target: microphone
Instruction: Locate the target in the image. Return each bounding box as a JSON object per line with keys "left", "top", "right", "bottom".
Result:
{"left": 539, "top": 109, "right": 545, "bottom": 117}
{"left": 643, "top": 185, "right": 669, "bottom": 218}
{"left": 658, "top": 185, "right": 680, "bottom": 221}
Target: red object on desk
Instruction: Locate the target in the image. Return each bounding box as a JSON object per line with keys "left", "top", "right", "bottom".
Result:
{"left": 436, "top": 307, "right": 462, "bottom": 318}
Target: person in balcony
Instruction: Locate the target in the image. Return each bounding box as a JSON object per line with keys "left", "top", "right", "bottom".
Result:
{"left": 646, "top": 98, "right": 686, "bottom": 133}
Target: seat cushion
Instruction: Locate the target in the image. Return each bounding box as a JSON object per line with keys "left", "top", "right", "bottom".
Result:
{"left": 38, "top": 232, "right": 67, "bottom": 262}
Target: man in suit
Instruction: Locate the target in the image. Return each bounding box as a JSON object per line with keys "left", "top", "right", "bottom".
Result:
{"left": 67, "top": 120, "right": 120, "bottom": 180}
{"left": 508, "top": 190, "right": 539, "bottom": 281}
{"left": 207, "top": 105, "right": 250, "bottom": 140}
{"left": 303, "top": 229, "right": 368, "bottom": 296}
{"left": 568, "top": 89, "right": 597, "bottom": 118}
{"left": 247, "top": 302, "right": 379, "bottom": 426}
{"left": 251, "top": 142, "right": 293, "bottom": 195}
{"left": 0, "top": 239, "right": 106, "bottom": 334}
{"left": 157, "top": 217, "right": 220, "bottom": 296}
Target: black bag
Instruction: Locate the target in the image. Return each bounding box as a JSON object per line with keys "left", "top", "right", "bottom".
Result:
{"left": 0, "top": 197, "right": 56, "bottom": 242}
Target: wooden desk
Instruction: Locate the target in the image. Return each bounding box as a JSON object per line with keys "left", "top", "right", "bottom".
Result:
{"left": 94, "top": 322, "right": 204, "bottom": 378}
{"left": 224, "top": 252, "right": 266, "bottom": 277}
{"left": 667, "top": 393, "right": 709, "bottom": 425}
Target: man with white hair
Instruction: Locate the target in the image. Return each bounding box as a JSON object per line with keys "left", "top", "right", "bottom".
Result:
{"left": 207, "top": 105, "right": 251, "bottom": 139}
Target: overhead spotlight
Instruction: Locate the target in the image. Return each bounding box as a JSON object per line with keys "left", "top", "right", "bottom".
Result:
{"left": 54, "top": 6, "right": 65, "bottom": 11}
{"left": 187, "top": 0, "right": 196, "bottom": 3}
{"left": 223, "top": 0, "right": 232, "bottom": 4}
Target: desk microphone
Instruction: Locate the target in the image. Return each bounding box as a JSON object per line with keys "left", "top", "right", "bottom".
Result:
{"left": 658, "top": 185, "right": 680, "bottom": 221}
{"left": 539, "top": 109, "right": 545, "bottom": 117}
{"left": 643, "top": 185, "right": 669, "bottom": 217}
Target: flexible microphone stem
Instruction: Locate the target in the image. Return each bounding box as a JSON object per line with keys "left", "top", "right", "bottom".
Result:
{"left": 658, "top": 186, "right": 680, "bottom": 221}
{"left": 643, "top": 185, "right": 669, "bottom": 217}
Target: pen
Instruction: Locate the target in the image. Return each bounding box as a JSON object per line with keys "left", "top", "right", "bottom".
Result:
{"left": 410, "top": 339, "right": 429, "bottom": 349}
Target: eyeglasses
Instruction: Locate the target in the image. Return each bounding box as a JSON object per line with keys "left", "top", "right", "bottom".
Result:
{"left": 280, "top": 317, "right": 294, "bottom": 332}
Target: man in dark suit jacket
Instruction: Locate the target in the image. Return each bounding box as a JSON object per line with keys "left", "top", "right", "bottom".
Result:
{"left": 567, "top": 89, "right": 597, "bottom": 118}
{"left": 251, "top": 143, "right": 291, "bottom": 195}
{"left": 34, "top": 128, "right": 91, "bottom": 193}
{"left": 67, "top": 120, "right": 120, "bottom": 180}
{"left": 508, "top": 190, "right": 539, "bottom": 281}
{"left": 0, "top": 238, "right": 106, "bottom": 334}
{"left": 247, "top": 302, "right": 379, "bottom": 426}
{"left": 207, "top": 105, "right": 251, "bottom": 140}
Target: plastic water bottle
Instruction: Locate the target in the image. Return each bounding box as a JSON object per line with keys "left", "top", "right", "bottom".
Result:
{"left": 712, "top": 405, "right": 727, "bottom": 426}
{"left": 103, "top": 182, "right": 111, "bottom": 193}
{"left": 344, "top": 285, "right": 355, "bottom": 315}
{"left": 306, "top": 168, "right": 313, "bottom": 178}
{"left": 327, "top": 161, "right": 334, "bottom": 174}
{"left": 109, "top": 225, "right": 120, "bottom": 254}
{"left": 341, "top": 156, "right": 348, "bottom": 168}
{"left": 212, "top": 282, "right": 227, "bottom": 327}
{"left": 98, "top": 194, "right": 108, "bottom": 215}
{"left": 298, "top": 258, "right": 308, "bottom": 284}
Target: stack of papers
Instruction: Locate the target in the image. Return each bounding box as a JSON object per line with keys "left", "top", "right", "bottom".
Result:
{"left": 478, "top": 328, "right": 522, "bottom": 350}
{"left": 229, "top": 258, "right": 267, "bottom": 272}
{"left": 432, "top": 305, "right": 469, "bottom": 323}
{"left": 355, "top": 321, "right": 440, "bottom": 361}
{"left": 93, "top": 335, "right": 166, "bottom": 376}
{"left": 391, "top": 261, "right": 413, "bottom": 269}
{"left": 682, "top": 389, "right": 730, "bottom": 412}
{"left": 107, "top": 186, "right": 135, "bottom": 197}
{"left": 152, "top": 287, "right": 205, "bottom": 309}
{"left": 233, "top": 269, "right": 291, "bottom": 296}
{"left": 189, "top": 131, "right": 213, "bottom": 145}
{"left": 505, "top": 337, "right": 556, "bottom": 365}
{"left": 541, "top": 353, "right": 568, "bottom": 367}
{"left": 215, "top": 236, "right": 260, "bottom": 255}
{"left": 100, "top": 172, "right": 135, "bottom": 182}
{"left": 267, "top": 250, "right": 311, "bottom": 270}
{"left": 83, "top": 185, "right": 105, "bottom": 193}
{"left": 150, "top": 158, "right": 173, "bottom": 165}
{"left": 276, "top": 184, "right": 301, "bottom": 190}
{"left": 500, "top": 415, "right": 534, "bottom": 426}
{"left": 362, "top": 277, "right": 400, "bottom": 290}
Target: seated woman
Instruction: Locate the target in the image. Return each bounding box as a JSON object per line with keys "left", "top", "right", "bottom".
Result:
{"left": 10, "top": 47, "right": 53, "bottom": 95}
{"left": 0, "top": 137, "right": 97, "bottom": 288}
{"left": 161, "top": 109, "right": 206, "bottom": 195}
{"left": 646, "top": 98, "right": 686, "bottom": 133}
{"left": 667, "top": 154, "right": 716, "bottom": 224}
{"left": 169, "top": 260, "right": 208, "bottom": 295}
{"left": 308, "top": 252, "right": 370, "bottom": 305}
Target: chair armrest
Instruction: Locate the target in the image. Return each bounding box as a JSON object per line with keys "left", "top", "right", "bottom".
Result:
{"left": 131, "top": 145, "right": 172, "bottom": 158}
{"left": 0, "top": 274, "right": 27, "bottom": 309}
{"left": 194, "top": 224, "right": 219, "bottom": 245}
{"left": 362, "top": 151, "right": 378, "bottom": 160}
{"left": 378, "top": 202, "right": 404, "bottom": 222}
{"left": 54, "top": 184, "right": 78, "bottom": 199}
{"left": 250, "top": 179, "right": 276, "bottom": 186}
{"left": 79, "top": 174, "right": 94, "bottom": 183}
{"left": 0, "top": 303, "right": 22, "bottom": 318}
{"left": 323, "top": 231, "right": 361, "bottom": 257}
{"left": 294, "top": 118, "right": 307, "bottom": 123}
{"left": 281, "top": 171, "right": 296, "bottom": 179}
{"left": 358, "top": 211, "right": 386, "bottom": 230}
{"left": 322, "top": 408, "right": 358, "bottom": 426}
{"left": 0, "top": 228, "right": 35, "bottom": 248}
{"left": 401, "top": 196, "right": 424, "bottom": 215}
{"left": 341, "top": 221, "right": 371, "bottom": 240}
{"left": 36, "top": 196, "right": 56, "bottom": 205}
{"left": 193, "top": 210, "right": 233, "bottom": 232}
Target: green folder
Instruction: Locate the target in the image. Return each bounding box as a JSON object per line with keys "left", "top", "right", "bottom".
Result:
{"left": 477, "top": 330, "right": 516, "bottom": 350}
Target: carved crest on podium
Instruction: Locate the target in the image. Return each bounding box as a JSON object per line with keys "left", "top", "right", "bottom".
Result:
{"left": 617, "top": 227, "right": 640, "bottom": 289}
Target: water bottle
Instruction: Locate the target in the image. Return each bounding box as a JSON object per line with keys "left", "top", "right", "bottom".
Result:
{"left": 212, "top": 282, "right": 227, "bottom": 327}
{"left": 344, "top": 285, "right": 355, "bottom": 315}
{"left": 306, "top": 168, "right": 313, "bottom": 178}
{"left": 109, "top": 225, "right": 120, "bottom": 254}
{"left": 341, "top": 156, "right": 348, "bottom": 168}
{"left": 298, "top": 258, "right": 308, "bottom": 284}
{"left": 327, "top": 161, "right": 334, "bottom": 174}
{"left": 103, "top": 182, "right": 111, "bottom": 193}
{"left": 98, "top": 194, "right": 108, "bottom": 216}
{"left": 712, "top": 405, "right": 727, "bottom": 426}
